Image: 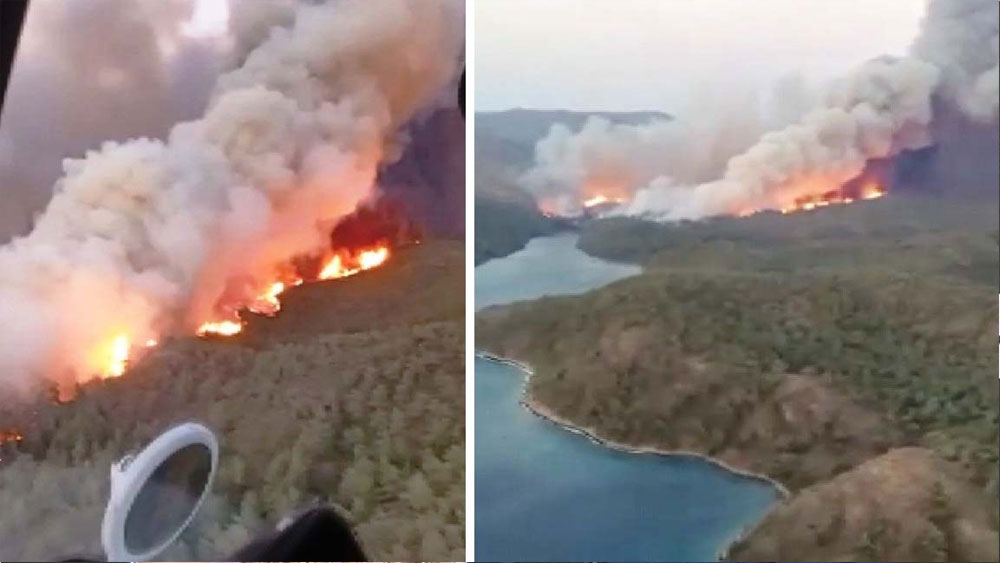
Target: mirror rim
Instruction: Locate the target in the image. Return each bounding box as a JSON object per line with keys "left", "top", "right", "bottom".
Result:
{"left": 101, "top": 422, "right": 218, "bottom": 562}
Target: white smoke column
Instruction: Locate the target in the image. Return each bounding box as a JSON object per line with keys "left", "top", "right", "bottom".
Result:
{"left": 0, "top": 0, "right": 462, "bottom": 394}
{"left": 625, "top": 0, "right": 996, "bottom": 220}
{"left": 627, "top": 56, "right": 940, "bottom": 219}
{"left": 520, "top": 117, "right": 678, "bottom": 215}
{"left": 519, "top": 77, "right": 816, "bottom": 216}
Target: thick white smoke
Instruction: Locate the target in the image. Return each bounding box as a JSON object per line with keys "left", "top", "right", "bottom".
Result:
{"left": 520, "top": 78, "right": 816, "bottom": 215}
{"left": 0, "top": 0, "right": 463, "bottom": 394}
{"left": 627, "top": 56, "right": 941, "bottom": 219}
{"left": 521, "top": 0, "right": 997, "bottom": 220}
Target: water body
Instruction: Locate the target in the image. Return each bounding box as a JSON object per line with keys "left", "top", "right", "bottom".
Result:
{"left": 474, "top": 232, "right": 641, "bottom": 311}
{"left": 475, "top": 233, "right": 780, "bottom": 562}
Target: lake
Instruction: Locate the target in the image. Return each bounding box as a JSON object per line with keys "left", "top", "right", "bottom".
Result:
{"left": 475, "top": 233, "right": 779, "bottom": 561}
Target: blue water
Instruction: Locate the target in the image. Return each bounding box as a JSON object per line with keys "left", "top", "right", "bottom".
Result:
{"left": 474, "top": 233, "right": 641, "bottom": 311}
{"left": 475, "top": 234, "right": 779, "bottom": 562}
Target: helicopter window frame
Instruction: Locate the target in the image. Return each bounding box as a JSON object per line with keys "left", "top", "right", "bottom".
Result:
{"left": 100, "top": 422, "right": 218, "bottom": 562}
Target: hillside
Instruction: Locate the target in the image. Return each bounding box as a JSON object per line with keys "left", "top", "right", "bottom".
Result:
{"left": 578, "top": 195, "right": 999, "bottom": 287}
{"left": 729, "top": 448, "right": 999, "bottom": 561}
{"left": 0, "top": 241, "right": 465, "bottom": 561}
{"left": 476, "top": 197, "right": 999, "bottom": 561}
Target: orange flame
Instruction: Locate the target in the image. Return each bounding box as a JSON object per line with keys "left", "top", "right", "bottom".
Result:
{"left": 105, "top": 334, "right": 130, "bottom": 378}
{"left": 860, "top": 182, "right": 887, "bottom": 200}
{"left": 248, "top": 281, "right": 287, "bottom": 315}
{"left": 101, "top": 243, "right": 392, "bottom": 376}
{"left": 194, "top": 244, "right": 390, "bottom": 340}
{"left": 196, "top": 320, "right": 244, "bottom": 337}
{"left": 582, "top": 194, "right": 625, "bottom": 208}
{"left": 739, "top": 183, "right": 886, "bottom": 217}
{"left": 319, "top": 245, "right": 390, "bottom": 280}
{"left": 0, "top": 430, "right": 23, "bottom": 446}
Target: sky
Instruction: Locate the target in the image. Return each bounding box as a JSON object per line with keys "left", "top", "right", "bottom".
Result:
{"left": 475, "top": 0, "right": 927, "bottom": 112}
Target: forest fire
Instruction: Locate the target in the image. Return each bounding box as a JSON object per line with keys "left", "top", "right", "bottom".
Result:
{"left": 196, "top": 320, "right": 244, "bottom": 337}
{"left": 248, "top": 281, "right": 289, "bottom": 316}
{"left": 97, "top": 242, "right": 392, "bottom": 377}
{"left": 781, "top": 183, "right": 886, "bottom": 213}
{"left": 84, "top": 198, "right": 414, "bottom": 385}
{"left": 538, "top": 192, "right": 628, "bottom": 217}
{"left": 319, "top": 246, "right": 390, "bottom": 279}
{"left": 582, "top": 194, "right": 626, "bottom": 208}
{"left": 194, "top": 243, "right": 391, "bottom": 339}
{"left": 0, "top": 429, "right": 23, "bottom": 447}
{"left": 104, "top": 334, "right": 130, "bottom": 379}
{"left": 543, "top": 173, "right": 890, "bottom": 221}
{"left": 739, "top": 182, "right": 887, "bottom": 217}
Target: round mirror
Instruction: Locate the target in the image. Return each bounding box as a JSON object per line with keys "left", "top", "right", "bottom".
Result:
{"left": 101, "top": 423, "right": 218, "bottom": 562}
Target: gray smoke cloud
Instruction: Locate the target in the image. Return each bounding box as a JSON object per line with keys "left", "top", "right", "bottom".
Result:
{"left": 520, "top": 0, "right": 998, "bottom": 220}
{"left": 0, "top": 0, "right": 225, "bottom": 241}
{"left": 912, "top": 0, "right": 999, "bottom": 122}
{"left": 0, "top": 0, "right": 463, "bottom": 394}
{"left": 226, "top": 0, "right": 297, "bottom": 66}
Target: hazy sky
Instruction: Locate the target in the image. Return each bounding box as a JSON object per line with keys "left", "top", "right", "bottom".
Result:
{"left": 476, "top": 0, "right": 927, "bottom": 112}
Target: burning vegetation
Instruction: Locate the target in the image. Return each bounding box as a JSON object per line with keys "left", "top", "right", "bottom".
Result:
{"left": 91, "top": 197, "right": 417, "bottom": 382}
{"left": 0, "top": 429, "right": 23, "bottom": 447}
{"left": 739, "top": 182, "right": 887, "bottom": 217}
{"left": 101, "top": 229, "right": 403, "bottom": 378}
{"left": 582, "top": 194, "right": 625, "bottom": 208}
{"left": 195, "top": 242, "right": 392, "bottom": 339}
{"left": 190, "top": 198, "right": 420, "bottom": 343}
{"left": 536, "top": 154, "right": 893, "bottom": 220}
{"left": 542, "top": 181, "right": 887, "bottom": 220}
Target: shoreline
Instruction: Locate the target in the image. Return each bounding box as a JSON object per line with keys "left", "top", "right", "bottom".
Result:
{"left": 476, "top": 350, "right": 790, "bottom": 560}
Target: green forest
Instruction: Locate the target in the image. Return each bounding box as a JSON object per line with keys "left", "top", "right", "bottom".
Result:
{"left": 477, "top": 196, "right": 999, "bottom": 561}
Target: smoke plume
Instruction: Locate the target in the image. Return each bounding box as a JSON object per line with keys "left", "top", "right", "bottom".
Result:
{"left": 0, "top": 0, "right": 463, "bottom": 394}
{"left": 520, "top": 77, "right": 816, "bottom": 215}
{"left": 520, "top": 0, "right": 998, "bottom": 220}
{"left": 0, "top": 0, "right": 227, "bottom": 241}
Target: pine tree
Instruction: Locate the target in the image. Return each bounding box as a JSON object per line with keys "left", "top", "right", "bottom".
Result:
{"left": 403, "top": 472, "right": 434, "bottom": 511}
